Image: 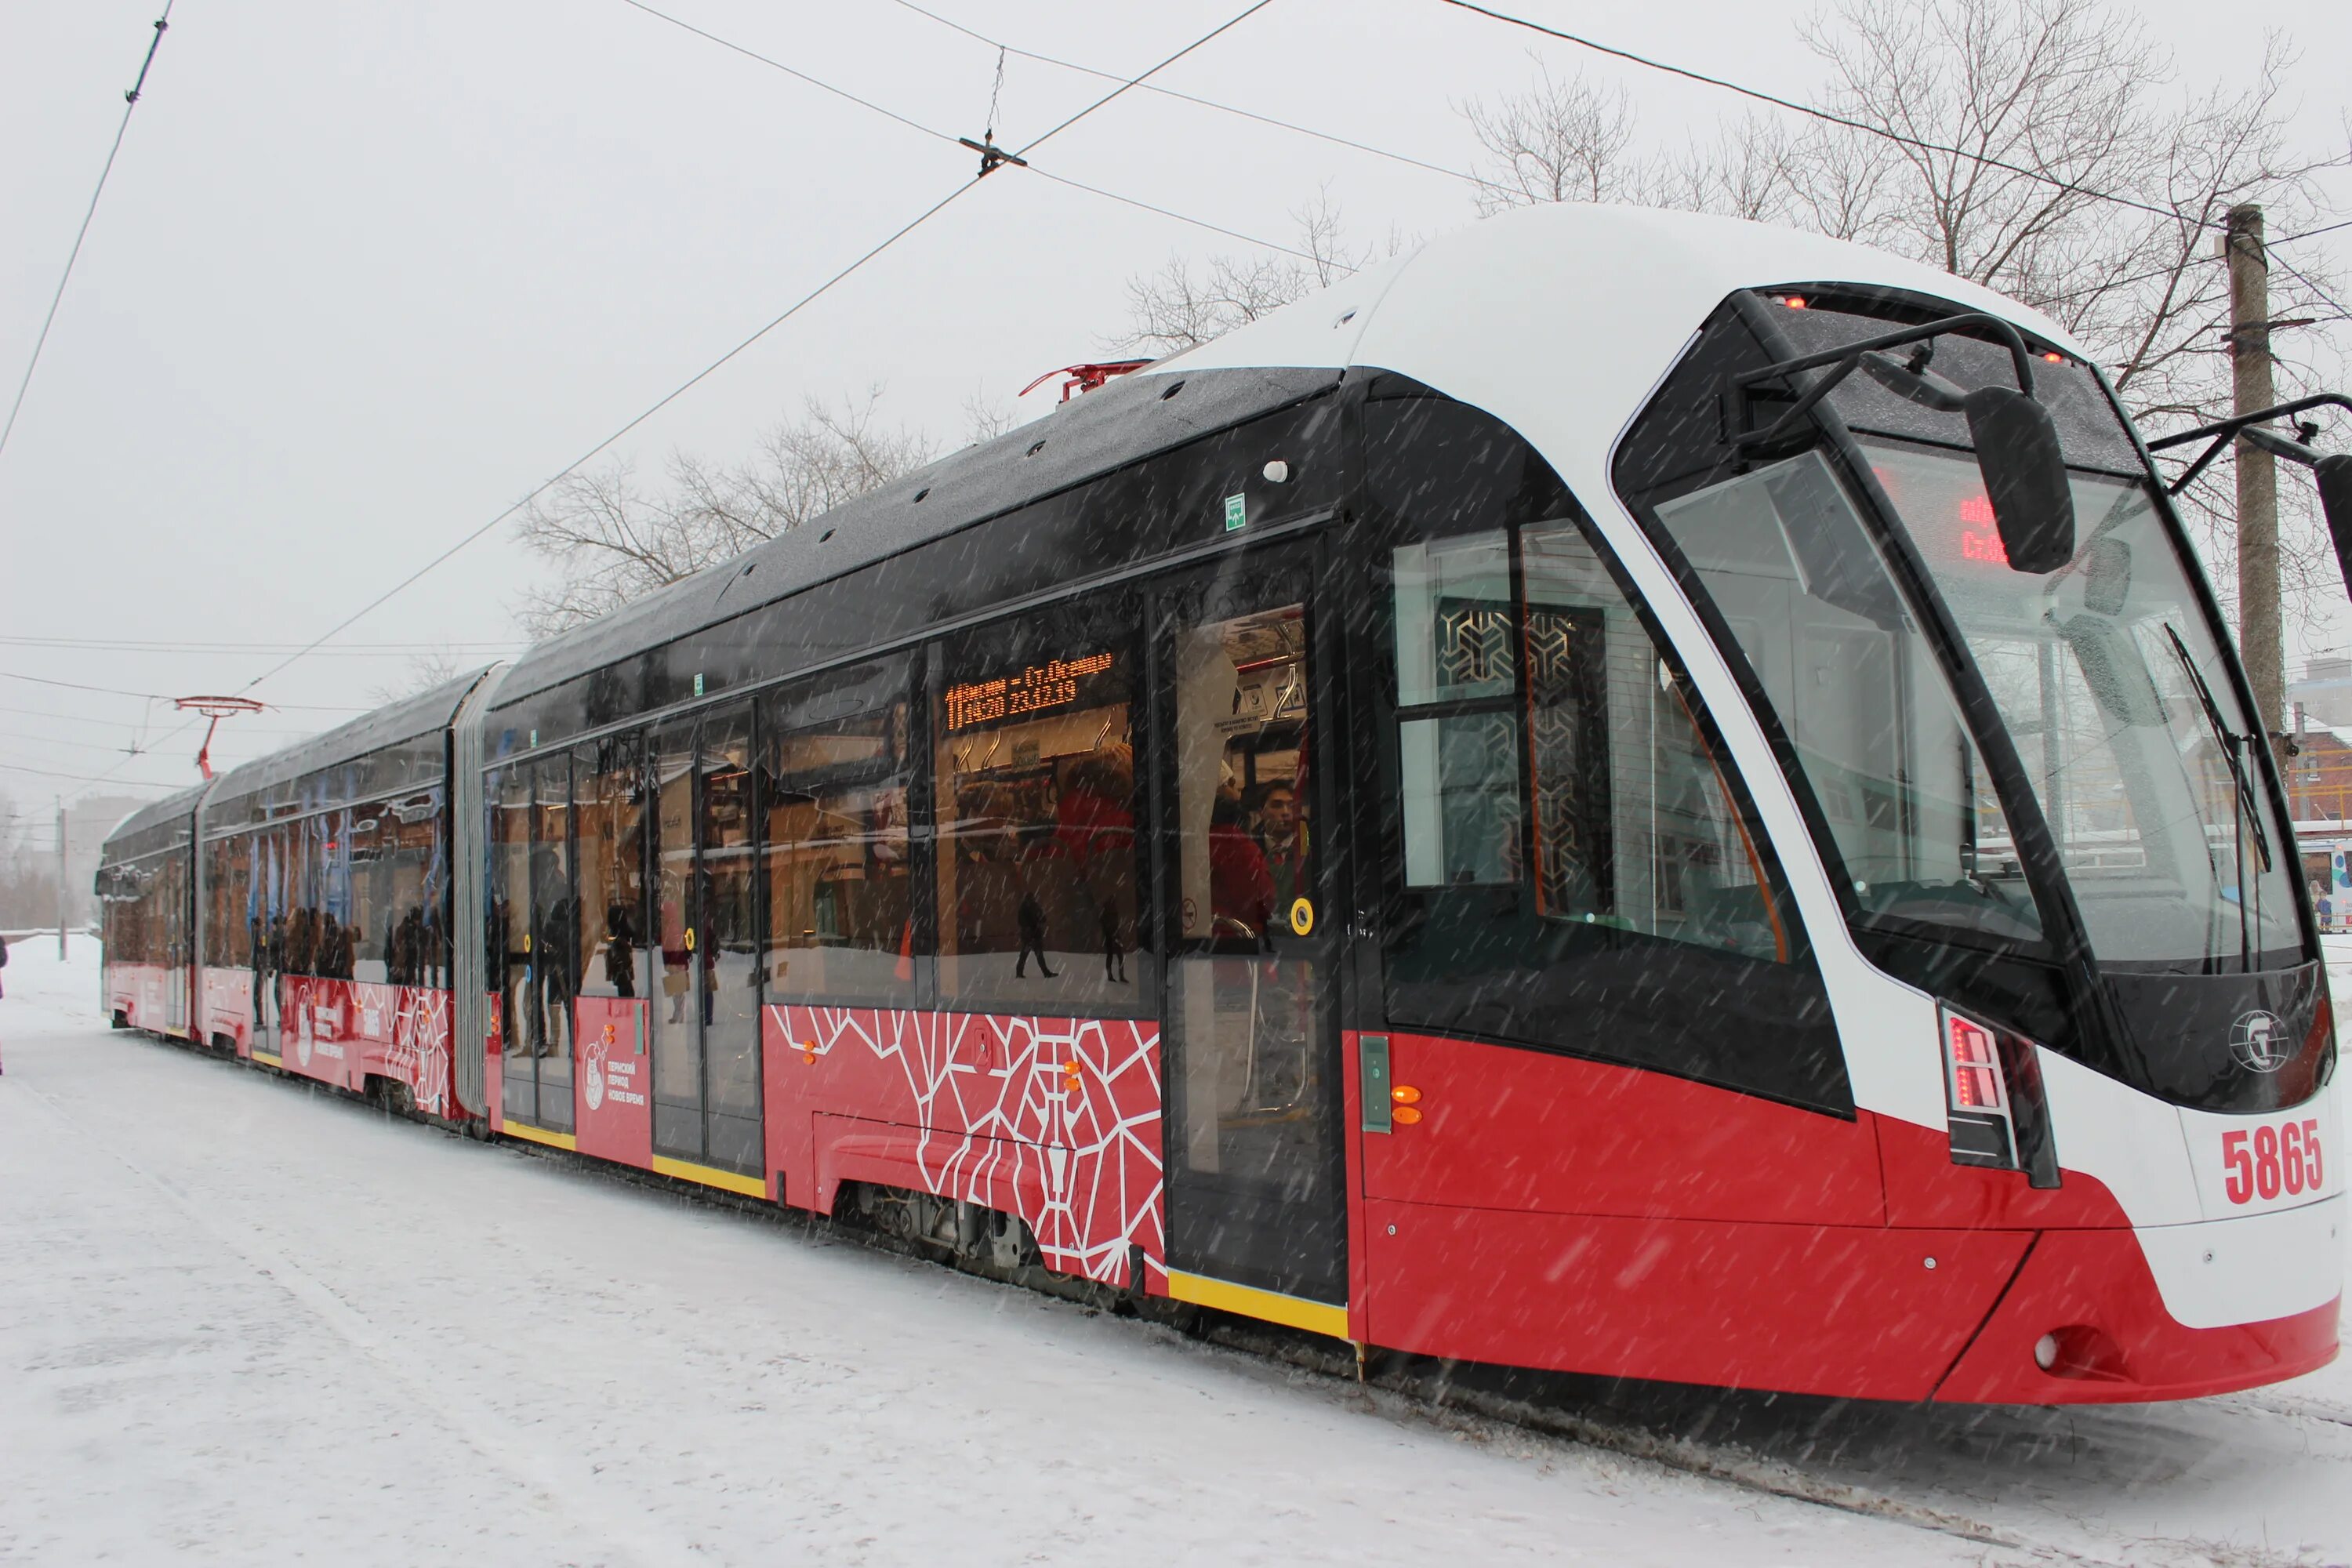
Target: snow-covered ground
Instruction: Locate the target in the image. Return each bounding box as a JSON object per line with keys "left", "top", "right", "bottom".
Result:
{"left": 5, "top": 939, "right": 2352, "bottom": 1568}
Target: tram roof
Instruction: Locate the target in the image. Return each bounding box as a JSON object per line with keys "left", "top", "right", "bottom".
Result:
{"left": 100, "top": 783, "right": 209, "bottom": 857}
{"left": 205, "top": 667, "right": 494, "bottom": 809}
{"left": 488, "top": 363, "right": 1341, "bottom": 707}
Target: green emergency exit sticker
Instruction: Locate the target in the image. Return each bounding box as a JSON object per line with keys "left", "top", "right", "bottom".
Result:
{"left": 694, "top": 673, "right": 705, "bottom": 697}
{"left": 1223, "top": 493, "right": 1247, "bottom": 532}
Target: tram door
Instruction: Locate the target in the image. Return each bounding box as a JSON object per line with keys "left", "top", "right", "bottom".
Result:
{"left": 648, "top": 703, "right": 763, "bottom": 1174}
{"left": 1156, "top": 549, "right": 1348, "bottom": 1305}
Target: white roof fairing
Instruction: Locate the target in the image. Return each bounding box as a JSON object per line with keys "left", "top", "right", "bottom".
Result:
{"left": 1145, "top": 201, "right": 2082, "bottom": 479}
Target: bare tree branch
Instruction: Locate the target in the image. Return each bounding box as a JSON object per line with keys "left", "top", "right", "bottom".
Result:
{"left": 514, "top": 391, "right": 933, "bottom": 635}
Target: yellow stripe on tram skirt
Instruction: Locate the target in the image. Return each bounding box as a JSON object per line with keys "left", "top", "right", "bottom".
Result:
{"left": 502, "top": 1120, "right": 577, "bottom": 1152}
{"left": 650, "top": 1154, "right": 768, "bottom": 1199}
{"left": 1163, "top": 1268, "right": 1351, "bottom": 1341}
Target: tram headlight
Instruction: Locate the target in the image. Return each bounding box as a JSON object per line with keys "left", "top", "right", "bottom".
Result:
{"left": 1940, "top": 1005, "right": 2062, "bottom": 1189}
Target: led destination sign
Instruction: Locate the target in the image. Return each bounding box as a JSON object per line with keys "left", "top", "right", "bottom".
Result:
{"left": 945, "top": 652, "right": 1116, "bottom": 732}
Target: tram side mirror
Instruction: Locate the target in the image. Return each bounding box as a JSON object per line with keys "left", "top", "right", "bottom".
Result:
{"left": 2318, "top": 453, "right": 2352, "bottom": 601}
{"left": 1964, "top": 386, "right": 2075, "bottom": 573}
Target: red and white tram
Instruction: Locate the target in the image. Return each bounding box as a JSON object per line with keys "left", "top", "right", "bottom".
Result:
{"left": 98, "top": 203, "right": 2352, "bottom": 1403}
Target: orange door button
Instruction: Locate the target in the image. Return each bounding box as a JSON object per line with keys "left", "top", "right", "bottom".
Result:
{"left": 1391, "top": 1084, "right": 1423, "bottom": 1125}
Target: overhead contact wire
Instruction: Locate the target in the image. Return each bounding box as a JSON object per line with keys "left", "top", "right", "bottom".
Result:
{"left": 0, "top": 3, "right": 177, "bottom": 463}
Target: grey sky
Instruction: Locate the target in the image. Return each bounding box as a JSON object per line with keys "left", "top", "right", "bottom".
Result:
{"left": 3, "top": 0, "right": 2346, "bottom": 809}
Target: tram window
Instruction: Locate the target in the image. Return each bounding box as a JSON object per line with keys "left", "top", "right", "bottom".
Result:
{"left": 490, "top": 765, "right": 533, "bottom": 1068}
{"left": 575, "top": 734, "right": 649, "bottom": 1004}
{"left": 1381, "top": 512, "right": 1846, "bottom": 1112}
{"left": 701, "top": 708, "right": 763, "bottom": 1167}
{"left": 205, "top": 837, "right": 249, "bottom": 968}
{"left": 380, "top": 789, "right": 445, "bottom": 988}
{"left": 760, "top": 660, "right": 919, "bottom": 1007}
{"left": 931, "top": 599, "right": 1145, "bottom": 1015}
{"left": 532, "top": 756, "right": 579, "bottom": 1070}
{"left": 1391, "top": 529, "right": 1523, "bottom": 889}
{"left": 340, "top": 805, "right": 379, "bottom": 982}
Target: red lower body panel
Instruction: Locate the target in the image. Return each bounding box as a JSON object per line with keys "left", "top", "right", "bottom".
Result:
{"left": 1364, "top": 1199, "right": 2031, "bottom": 1401}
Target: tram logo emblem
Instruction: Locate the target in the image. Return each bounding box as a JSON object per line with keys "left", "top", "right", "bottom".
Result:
{"left": 2230, "top": 1009, "right": 2292, "bottom": 1074}
{"left": 583, "top": 1025, "right": 613, "bottom": 1112}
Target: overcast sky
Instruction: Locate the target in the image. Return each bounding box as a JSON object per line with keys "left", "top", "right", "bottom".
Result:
{"left": 3, "top": 0, "right": 2347, "bottom": 812}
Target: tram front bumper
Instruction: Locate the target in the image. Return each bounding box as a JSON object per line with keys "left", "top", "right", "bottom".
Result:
{"left": 1935, "top": 1197, "right": 2343, "bottom": 1403}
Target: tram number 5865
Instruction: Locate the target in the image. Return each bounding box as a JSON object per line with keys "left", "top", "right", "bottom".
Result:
{"left": 2222, "top": 1120, "right": 2325, "bottom": 1204}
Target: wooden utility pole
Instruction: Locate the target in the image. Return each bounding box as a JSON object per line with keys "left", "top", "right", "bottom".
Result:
{"left": 56, "top": 796, "right": 67, "bottom": 958}
{"left": 2226, "top": 202, "right": 2283, "bottom": 737}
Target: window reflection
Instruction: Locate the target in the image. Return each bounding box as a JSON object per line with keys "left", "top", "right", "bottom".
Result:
{"left": 760, "top": 664, "right": 916, "bottom": 1006}
{"left": 933, "top": 618, "right": 1142, "bottom": 1011}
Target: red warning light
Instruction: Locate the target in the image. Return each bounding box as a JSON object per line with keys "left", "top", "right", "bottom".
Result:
{"left": 1947, "top": 1016, "right": 2005, "bottom": 1109}
{"left": 1780, "top": 296, "right": 1808, "bottom": 310}
{"left": 2042, "top": 351, "right": 2064, "bottom": 363}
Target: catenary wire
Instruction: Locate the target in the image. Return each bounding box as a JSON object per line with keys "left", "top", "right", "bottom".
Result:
{"left": 229, "top": 179, "right": 978, "bottom": 701}
{"left": 1020, "top": 168, "right": 1327, "bottom": 263}
{"left": 0, "top": 702, "right": 318, "bottom": 737}
{"left": 0, "top": 758, "right": 175, "bottom": 789}
{"left": 0, "top": 670, "right": 366, "bottom": 711}
{"left": 615, "top": 0, "right": 1316, "bottom": 262}
{"left": 1436, "top": 0, "right": 2264, "bottom": 235}
{"left": 1008, "top": 1, "right": 1275, "bottom": 159}
{"left": 0, "top": 731, "right": 165, "bottom": 754}
{"left": 235, "top": 1, "right": 1279, "bottom": 707}
{"left": 887, "top": 0, "right": 1500, "bottom": 196}
{"left": 0, "top": 3, "right": 176, "bottom": 463}
{"left": 617, "top": 0, "right": 962, "bottom": 150}
{"left": 0, "top": 635, "right": 524, "bottom": 653}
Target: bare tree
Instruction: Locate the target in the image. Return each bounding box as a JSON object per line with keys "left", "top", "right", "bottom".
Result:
{"left": 1459, "top": 0, "right": 2347, "bottom": 626}
{"left": 1113, "top": 187, "right": 1396, "bottom": 357}
{"left": 368, "top": 648, "right": 470, "bottom": 706}
{"left": 516, "top": 393, "right": 934, "bottom": 635}
{"left": 1462, "top": 60, "right": 1647, "bottom": 214}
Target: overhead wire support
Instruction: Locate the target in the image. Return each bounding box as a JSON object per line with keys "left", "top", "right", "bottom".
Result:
{"left": 236, "top": 0, "right": 1286, "bottom": 709}
{"left": 888, "top": 0, "right": 1498, "bottom": 198}
{"left": 0, "top": 3, "right": 176, "bottom": 463}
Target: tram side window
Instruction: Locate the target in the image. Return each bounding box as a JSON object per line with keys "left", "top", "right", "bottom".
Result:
{"left": 761, "top": 659, "right": 919, "bottom": 1007}
{"left": 575, "top": 734, "right": 648, "bottom": 1004}
{"left": 347, "top": 804, "right": 390, "bottom": 982}
{"left": 387, "top": 789, "right": 447, "bottom": 988}
{"left": 488, "top": 767, "right": 534, "bottom": 1057}
{"left": 205, "top": 837, "right": 251, "bottom": 968}
{"left": 931, "top": 597, "right": 1145, "bottom": 1014}
{"left": 1382, "top": 516, "right": 1846, "bottom": 1111}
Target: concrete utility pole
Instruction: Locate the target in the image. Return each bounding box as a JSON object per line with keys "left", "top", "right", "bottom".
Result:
{"left": 56, "top": 796, "right": 67, "bottom": 958}
{"left": 2225, "top": 202, "right": 2283, "bottom": 739}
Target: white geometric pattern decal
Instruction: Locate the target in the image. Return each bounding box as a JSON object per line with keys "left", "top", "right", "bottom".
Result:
{"left": 769, "top": 1004, "right": 1162, "bottom": 1283}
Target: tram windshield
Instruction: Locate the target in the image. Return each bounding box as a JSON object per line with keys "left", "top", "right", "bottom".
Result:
{"left": 1655, "top": 441, "right": 2299, "bottom": 971}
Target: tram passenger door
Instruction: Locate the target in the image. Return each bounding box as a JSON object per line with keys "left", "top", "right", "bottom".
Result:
{"left": 649, "top": 703, "right": 762, "bottom": 1174}
{"left": 1156, "top": 550, "right": 1348, "bottom": 1305}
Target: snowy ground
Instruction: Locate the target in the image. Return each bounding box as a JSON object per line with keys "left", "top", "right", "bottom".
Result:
{"left": 4, "top": 942, "right": 2352, "bottom": 1567}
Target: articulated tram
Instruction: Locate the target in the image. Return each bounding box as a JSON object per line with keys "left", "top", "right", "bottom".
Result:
{"left": 99, "top": 204, "right": 2350, "bottom": 1403}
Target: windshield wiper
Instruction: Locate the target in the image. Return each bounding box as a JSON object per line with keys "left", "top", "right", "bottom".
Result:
{"left": 2163, "top": 623, "right": 2272, "bottom": 875}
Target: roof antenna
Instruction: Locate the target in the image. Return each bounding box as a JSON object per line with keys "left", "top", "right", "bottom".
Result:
{"left": 959, "top": 47, "right": 1027, "bottom": 176}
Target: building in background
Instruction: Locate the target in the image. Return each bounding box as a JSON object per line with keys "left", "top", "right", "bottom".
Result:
{"left": 0, "top": 790, "right": 154, "bottom": 932}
